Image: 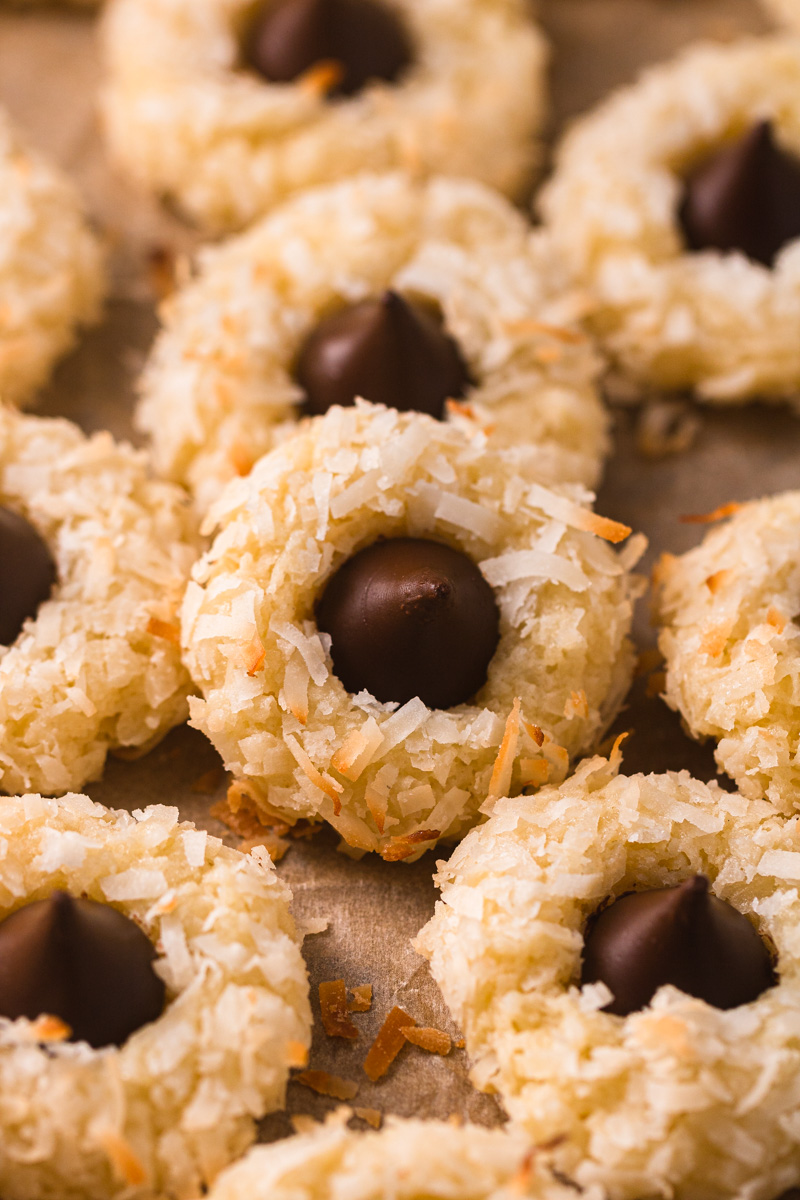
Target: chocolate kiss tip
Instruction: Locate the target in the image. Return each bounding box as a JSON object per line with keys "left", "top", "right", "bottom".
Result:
{"left": 0, "top": 891, "right": 165, "bottom": 1049}
{"left": 679, "top": 119, "right": 800, "bottom": 267}
{"left": 315, "top": 536, "right": 499, "bottom": 709}
{"left": 295, "top": 291, "right": 470, "bottom": 420}
{"left": 580, "top": 874, "right": 775, "bottom": 1017}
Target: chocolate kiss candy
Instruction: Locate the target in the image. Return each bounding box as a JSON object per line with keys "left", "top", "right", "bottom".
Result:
{"left": 295, "top": 291, "right": 470, "bottom": 420}
{"left": 315, "top": 537, "right": 500, "bottom": 708}
{"left": 0, "top": 891, "right": 166, "bottom": 1048}
{"left": 679, "top": 120, "right": 800, "bottom": 267}
{"left": 0, "top": 505, "right": 56, "bottom": 645}
{"left": 245, "top": 0, "right": 413, "bottom": 97}
{"left": 581, "top": 875, "right": 775, "bottom": 1016}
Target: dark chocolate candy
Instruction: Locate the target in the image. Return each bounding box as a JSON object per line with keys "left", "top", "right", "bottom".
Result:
{"left": 0, "top": 891, "right": 166, "bottom": 1048}
{"left": 679, "top": 120, "right": 800, "bottom": 267}
{"left": 0, "top": 505, "right": 57, "bottom": 645}
{"left": 295, "top": 291, "right": 470, "bottom": 420}
{"left": 245, "top": 0, "right": 413, "bottom": 97}
{"left": 581, "top": 875, "right": 775, "bottom": 1016}
{"left": 315, "top": 537, "right": 500, "bottom": 708}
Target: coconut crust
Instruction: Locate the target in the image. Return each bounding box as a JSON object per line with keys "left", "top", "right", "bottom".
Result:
{"left": 0, "top": 107, "right": 104, "bottom": 407}
{"left": 181, "top": 403, "right": 640, "bottom": 858}
{"left": 0, "top": 408, "right": 200, "bottom": 796}
{"left": 540, "top": 37, "right": 800, "bottom": 402}
{"left": 0, "top": 793, "right": 312, "bottom": 1200}
{"left": 136, "top": 173, "right": 610, "bottom": 515}
{"left": 204, "top": 1115, "right": 602, "bottom": 1200}
{"left": 416, "top": 754, "right": 800, "bottom": 1200}
{"left": 655, "top": 491, "right": 800, "bottom": 813}
{"left": 101, "top": 0, "right": 548, "bottom": 233}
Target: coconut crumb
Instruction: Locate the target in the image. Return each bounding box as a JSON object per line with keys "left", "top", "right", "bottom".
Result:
{"left": 31, "top": 1015, "right": 70, "bottom": 1042}
{"left": 681, "top": 501, "right": 742, "bottom": 525}
{"left": 524, "top": 720, "right": 545, "bottom": 748}
{"left": 285, "top": 735, "right": 344, "bottom": 808}
{"left": 488, "top": 699, "right": 521, "bottom": 801}
{"left": 353, "top": 1107, "right": 382, "bottom": 1128}
{"left": 401, "top": 1026, "right": 452, "bottom": 1055}
{"left": 146, "top": 616, "right": 181, "bottom": 645}
{"left": 286, "top": 1041, "right": 309, "bottom": 1069}
{"left": 636, "top": 399, "right": 701, "bottom": 460}
{"left": 380, "top": 830, "right": 441, "bottom": 862}
{"left": 348, "top": 984, "right": 373, "bottom": 1013}
{"left": 295, "top": 1071, "right": 359, "bottom": 1101}
{"left": 243, "top": 633, "right": 266, "bottom": 677}
{"left": 363, "top": 1007, "right": 416, "bottom": 1082}
{"left": 319, "top": 981, "right": 360, "bottom": 1040}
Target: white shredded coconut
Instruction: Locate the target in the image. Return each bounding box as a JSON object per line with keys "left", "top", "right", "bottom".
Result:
{"left": 0, "top": 409, "right": 200, "bottom": 796}
{"left": 0, "top": 794, "right": 311, "bottom": 1200}
{"left": 182, "top": 404, "right": 638, "bottom": 858}
{"left": 656, "top": 491, "right": 800, "bottom": 813}
{"left": 101, "top": 0, "right": 548, "bottom": 232}
{"left": 0, "top": 106, "right": 104, "bottom": 405}
{"left": 417, "top": 756, "right": 800, "bottom": 1200}
{"left": 540, "top": 37, "right": 800, "bottom": 402}
{"left": 205, "top": 1116, "right": 603, "bottom": 1200}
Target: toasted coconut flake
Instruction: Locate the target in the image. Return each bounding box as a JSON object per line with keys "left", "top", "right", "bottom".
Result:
{"left": 705, "top": 569, "right": 733, "bottom": 595}
{"left": 651, "top": 552, "right": 676, "bottom": 589}
{"left": 243, "top": 633, "right": 266, "bottom": 677}
{"left": 363, "top": 1007, "right": 416, "bottom": 1082}
{"left": 700, "top": 623, "right": 733, "bottom": 657}
{"left": 319, "top": 981, "right": 360, "bottom": 1040}
{"left": 681, "top": 501, "right": 742, "bottom": 525}
{"left": 299, "top": 59, "right": 345, "bottom": 96}
{"left": 523, "top": 721, "right": 545, "bottom": 748}
{"left": 526, "top": 483, "right": 631, "bottom": 545}
{"left": 331, "top": 719, "right": 385, "bottom": 782}
{"left": 768, "top": 607, "right": 788, "bottom": 633}
{"left": 285, "top": 735, "right": 344, "bottom": 808}
{"left": 295, "top": 1071, "right": 359, "bottom": 1101}
{"left": 286, "top": 1041, "right": 310, "bottom": 1069}
{"left": 348, "top": 984, "right": 373, "bottom": 1013}
{"left": 609, "top": 730, "right": 629, "bottom": 769}
{"left": 229, "top": 441, "right": 255, "bottom": 478}
{"left": 488, "top": 699, "right": 521, "bottom": 801}
{"left": 380, "top": 830, "right": 441, "bottom": 862}
{"left": 94, "top": 1128, "right": 149, "bottom": 1188}
{"left": 353, "top": 1107, "right": 382, "bottom": 1128}
{"left": 509, "top": 1149, "right": 536, "bottom": 1196}
{"left": 401, "top": 1026, "right": 452, "bottom": 1055}
{"left": 146, "top": 616, "right": 181, "bottom": 645}
{"left": 519, "top": 758, "right": 550, "bottom": 788}
{"left": 31, "top": 1015, "right": 70, "bottom": 1042}
{"left": 564, "top": 690, "right": 589, "bottom": 720}
{"left": 445, "top": 399, "right": 479, "bottom": 423}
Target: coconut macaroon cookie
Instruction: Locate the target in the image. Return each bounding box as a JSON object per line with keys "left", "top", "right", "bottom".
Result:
{"left": 0, "top": 106, "right": 103, "bottom": 407}
{"left": 0, "top": 792, "right": 312, "bottom": 1200}
{"left": 540, "top": 37, "right": 800, "bottom": 402}
{"left": 137, "top": 173, "right": 609, "bottom": 515}
{"left": 204, "top": 1115, "right": 603, "bottom": 1200}
{"left": 101, "top": 0, "right": 548, "bottom": 233}
{"left": 416, "top": 753, "right": 800, "bottom": 1200}
{"left": 0, "top": 407, "right": 199, "bottom": 796}
{"left": 182, "top": 403, "right": 640, "bottom": 859}
{"left": 655, "top": 491, "right": 800, "bottom": 814}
